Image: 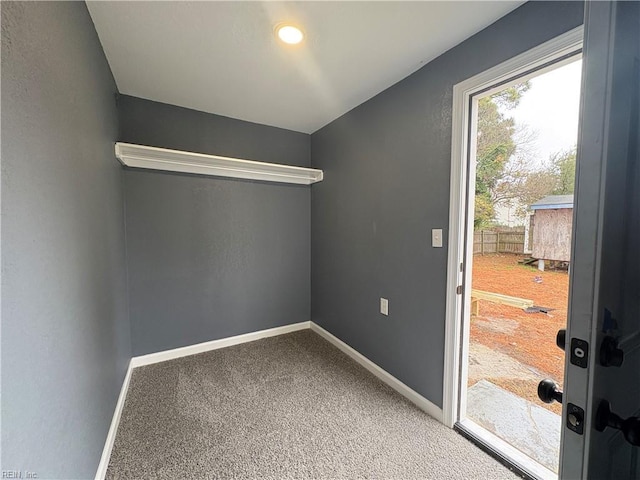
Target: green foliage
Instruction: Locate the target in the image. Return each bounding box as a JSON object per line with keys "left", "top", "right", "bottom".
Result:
{"left": 474, "top": 83, "right": 529, "bottom": 227}
{"left": 473, "top": 81, "right": 576, "bottom": 226}
{"left": 474, "top": 193, "right": 495, "bottom": 229}
{"left": 508, "top": 148, "right": 577, "bottom": 217}
{"left": 549, "top": 149, "right": 576, "bottom": 195}
{"left": 490, "top": 83, "right": 532, "bottom": 109}
{"left": 519, "top": 149, "right": 576, "bottom": 206}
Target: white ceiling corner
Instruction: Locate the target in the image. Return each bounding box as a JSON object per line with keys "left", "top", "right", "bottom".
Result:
{"left": 87, "top": 1, "right": 524, "bottom": 134}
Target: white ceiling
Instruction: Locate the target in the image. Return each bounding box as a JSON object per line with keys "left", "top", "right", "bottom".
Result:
{"left": 87, "top": 1, "right": 524, "bottom": 134}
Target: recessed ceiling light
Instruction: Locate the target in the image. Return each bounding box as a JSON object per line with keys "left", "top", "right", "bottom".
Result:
{"left": 276, "top": 24, "right": 304, "bottom": 45}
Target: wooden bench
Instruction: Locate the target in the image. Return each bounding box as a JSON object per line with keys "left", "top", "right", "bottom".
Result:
{"left": 470, "top": 289, "right": 534, "bottom": 316}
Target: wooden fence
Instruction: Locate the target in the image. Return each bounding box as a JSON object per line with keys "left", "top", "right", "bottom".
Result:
{"left": 473, "top": 230, "right": 525, "bottom": 255}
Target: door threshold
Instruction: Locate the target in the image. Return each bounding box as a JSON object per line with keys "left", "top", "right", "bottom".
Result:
{"left": 456, "top": 419, "right": 557, "bottom": 480}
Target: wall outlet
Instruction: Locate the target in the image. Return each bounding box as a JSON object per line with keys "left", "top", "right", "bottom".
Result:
{"left": 380, "top": 297, "right": 389, "bottom": 316}
{"left": 432, "top": 228, "right": 443, "bottom": 248}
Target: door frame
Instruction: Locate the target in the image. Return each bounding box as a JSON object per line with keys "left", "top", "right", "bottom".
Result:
{"left": 443, "top": 26, "right": 583, "bottom": 428}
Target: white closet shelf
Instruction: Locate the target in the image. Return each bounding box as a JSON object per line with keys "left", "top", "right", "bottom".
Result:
{"left": 114, "top": 142, "right": 323, "bottom": 185}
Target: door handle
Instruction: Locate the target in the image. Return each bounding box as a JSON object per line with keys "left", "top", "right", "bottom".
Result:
{"left": 556, "top": 329, "right": 566, "bottom": 351}
{"left": 538, "top": 378, "right": 563, "bottom": 404}
{"left": 595, "top": 400, "right": 640, "bottom": 446}
{"left": 538, "top": 379, "right": 587, "bottom": 435}
{"left": 600, "top": 336, "right": 624, "bottom": 367}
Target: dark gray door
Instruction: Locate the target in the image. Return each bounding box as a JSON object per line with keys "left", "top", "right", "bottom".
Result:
{"left": 560, "top": 1, "right": 640, "bottom": 478}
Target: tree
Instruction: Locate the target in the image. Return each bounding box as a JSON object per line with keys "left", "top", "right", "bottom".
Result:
{"left": 548, "top": 149, "right": 576, "bottom": 195}
{"left": 512, "top": 169, "right": 558, "bottom": 216}
{"left": 502, "top": 148, "right": 577, "bottom": 218}
{"left": 474, "top": 83, "right": 531, "bottom": 228}
{"left": 473, "top": 83, "right": 577, "bottom": 228}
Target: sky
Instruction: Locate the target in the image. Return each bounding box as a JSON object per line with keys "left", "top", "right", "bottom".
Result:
{"left": 489, "top": 59, "right": 582, "bottom": 226}
{"left": 508, "top": 59, "right": 583, "bottom": 167}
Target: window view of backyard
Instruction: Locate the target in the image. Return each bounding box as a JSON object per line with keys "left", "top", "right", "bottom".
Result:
{"left": 465, "top": 59, "right": 581, "bottom": 474}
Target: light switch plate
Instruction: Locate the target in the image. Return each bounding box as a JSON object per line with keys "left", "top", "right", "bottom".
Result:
{"left": 432, "top": 228, "right": 443, "bottom": 247}
{"left": 380, "top": 298, "right": 389, "bottom": 316}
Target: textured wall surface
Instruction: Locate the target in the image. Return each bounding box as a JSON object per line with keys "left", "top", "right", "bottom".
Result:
{"left": 0, "top": 2, "right": 587, "bottom": 476}
{"left": 311, "top": 1, "right": 584, "bottom": 407}
{"left": 1, "top": 2, "right": 129, "bottom": 478}
{"left": 118, "top": 96, "right": 311, "bottom": 356}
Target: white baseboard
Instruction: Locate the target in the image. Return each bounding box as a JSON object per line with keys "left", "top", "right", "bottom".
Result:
{"left": 130, "top": 321, "right": 311, "bottom": 368}
{"left": 310, "top": 321, "right": 444, "bottom": 423}
{"left": 95, "top": 360, "right": 133, "bottom": 480}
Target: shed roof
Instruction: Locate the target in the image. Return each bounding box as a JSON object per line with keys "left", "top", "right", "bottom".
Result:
{"left": 530, "top": 194, "right": 574, "bottom": 210}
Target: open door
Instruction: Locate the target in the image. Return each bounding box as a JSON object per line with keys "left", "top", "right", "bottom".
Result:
{"left": 558, "top": 1, "right": 639, "bottom": 478}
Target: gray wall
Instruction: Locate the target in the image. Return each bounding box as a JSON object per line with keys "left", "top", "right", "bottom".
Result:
{"left": 311, "top": 1, "right": 584, "bottom": 407}
{"left": 1, "top": 2, "right": 129, "bottom": 478}
{"left": 118, "top": 96, "right": 311, "bottom": 356}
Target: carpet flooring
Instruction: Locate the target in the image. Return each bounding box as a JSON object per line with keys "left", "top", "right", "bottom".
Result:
{"left": 107, "top": 330, "right": 521, "bottom": 479}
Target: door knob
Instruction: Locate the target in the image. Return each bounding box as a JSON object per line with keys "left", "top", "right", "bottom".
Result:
{"left": 556, "top": 329, "right": 567, "bottom": 351}
{"left": 538, "top": 379, "right": 563, "bottom": 404}
{"left": 600, "top": 336, "right": 624, "bottom": 367}
{"left": 595, "top": 400, "right": 640, "bottom": 446}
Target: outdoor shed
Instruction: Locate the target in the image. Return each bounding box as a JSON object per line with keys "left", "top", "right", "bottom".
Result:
{"left": 530, "top": 194, "right": 574, "bottom": 263}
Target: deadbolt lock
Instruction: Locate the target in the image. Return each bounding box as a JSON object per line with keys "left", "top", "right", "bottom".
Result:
{"left": 567, "top": 403, "right": 585, "bottom": 435}
{"left": 570, "top": 338, "right": 589, "bottom": 368}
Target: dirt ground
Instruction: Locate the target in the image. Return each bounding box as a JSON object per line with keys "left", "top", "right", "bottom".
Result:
{"left": 469, "top": 254, "right": 568, "bottom": 414}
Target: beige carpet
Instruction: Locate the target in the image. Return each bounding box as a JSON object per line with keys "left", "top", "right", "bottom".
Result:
{"left": 107, "top": 330, "right": 521, "bottom": 479}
